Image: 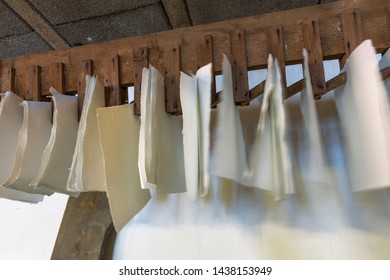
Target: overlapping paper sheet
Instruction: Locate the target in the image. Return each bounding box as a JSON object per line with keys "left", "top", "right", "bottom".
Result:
{"left": 378, "top": 46, "right": 390, "bottom": 94}
{"left": 67, "top": 75, "right": 106, "bottom": 192}
{"left": 210, "top": 55, "right": 249, "bottom": 185}
{"left": 245, "top": 55, "right": 294, "bottom": 200}
{"left": 2, "top": 100, "right": 53, "bottom": 196}
{"left": 334, "top": 40, "right": 390, "bottom": 191}
{"left": 30, "top": 88, "right": 79, "bottom": 196}
{"left": 97, "top": 103, "right": 151, "bottom": 232}
{"left": 0, "top": 92, "right": 44, "bottom": 203}
{"left": 299, "top": 49, "right": 328, "bottom": 184}
{"left": 180, "top": 64, "right": 212, "bottom": 200}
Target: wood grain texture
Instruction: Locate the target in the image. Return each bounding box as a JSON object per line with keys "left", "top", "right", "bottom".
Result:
{"left": 49, "top": 62, "right": 65, "bottom": 93}
{"left": 161, "top": 0, "right": 192, "bottom": 28}
{"left": 267, "top": 26, "right": 287, "bottom": 95}
{"left": 1, "top": 67, "right": 15, "bottom": 93}
{"left": 163, "top": 44, "right": 181, "bottom": 114}
{"left": 25, "top": 65, "right": 41, "bottom": 101}
{"left": 133, "top": 47, "right": 149, "bottom": 116}
{"left": 301, "top": 18, "right": 326, "bottom": 99}
{"left": 104, "top": 55, "right": 123, "bottom": 107}
{"left": 230, "top": 30, "right": 249, "bottom": 104}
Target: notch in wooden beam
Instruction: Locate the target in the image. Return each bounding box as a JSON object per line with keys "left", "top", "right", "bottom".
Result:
{"left": 133, "top": 47, "right": 149, "bottom": 116}
{"left": 267, "top": 26, "right": 287, "bottom": 96}
{"left": 340, "top": 8, "right": 363, "bottom": 68}
{"left": 50, "top": 62, "right": 65, "bottom": 93}
{"left": 301, "top": 18, "right": 326, "bottom": 99}
{"left": 163, "top": 44, "right": 181, "bottom": 114}
{"left": 196, "top": 34, "right": 217, "bottom": 107}
{"left": 104, "top": 54, "right": 124, "bottom": 107}
{"left": 77, "top": 59, "right": 93, "bottom": 119}
{"left": 230, "top": 30, "right": 250, "bottom": 105}
{"left": 25, "top": 65, "right": 41, "bottom": 101}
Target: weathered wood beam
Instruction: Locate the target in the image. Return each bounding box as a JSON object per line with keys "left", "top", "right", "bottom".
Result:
{"left": 161, "top": 0, "right": 192, "bottom": 28}
{"left": 3, "top": 0, "right": 70, "bottom": 50}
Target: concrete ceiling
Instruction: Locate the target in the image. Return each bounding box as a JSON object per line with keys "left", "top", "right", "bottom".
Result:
{"left": 0, "top": 0, "right": 335, "bottom": 59}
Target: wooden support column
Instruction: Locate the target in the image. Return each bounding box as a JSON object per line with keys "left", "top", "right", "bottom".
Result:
{"left": 230, "top": 30, "right": 250, "bottom": 105}
{"left": 25, "top": 65, "right": 41, "bottom": 101}
{"left": 267, "top": 26, "right": 287, "bottom": 97}
{"left": 301, "top": 18, "right": 326, "bottom": 99}
{"left": 104, "top": 55, "right": 124, "bottom": 107}
{"left": 77, "top": 59, "right": 93, "bottom": 119}
{"left": 163, "top": 44, "right": 181, "bottom": 114}
{"left": 1, "top": 67, "right": 15, "bottom": 93}
{"left": 133, "top": 47, "right": 149, "bottom": 116}
{"left": 196, "top": 34, "right": 217, "bottom": 106}
{"left": 49, "top": 62, "right": 65, "bottom": 93}
{"left": 340, "top": 8, "right": 364, "bottom": 68}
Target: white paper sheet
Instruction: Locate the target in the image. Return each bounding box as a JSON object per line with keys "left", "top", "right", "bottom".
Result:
{"left": 300, "top": 49, "right": 328, "bottom": 183}
{"left": 334, "top": 40, "right": 390, "bottom": 191}
{"left": 3, "top": 101, "right": 53, "bottom": 196}
{"left": 30, "top": 88, "right": 79, "bottom": 196}
{"left": 97, "top": 103, "right": 151, "bottom": 232}
{"left": 151, "top": 66, "right": 186, "bottom": 194}
{"left": 210, "top": 55, "right": 249, "bottom": 185}
{"left": 0, "top": 92, "right": 44, "bottom": 203}
{"left": 67, "top": 75, "right": 106, "bottom": 192}
{"left": 138, "top": 67, "right": 157, "bottom": 189}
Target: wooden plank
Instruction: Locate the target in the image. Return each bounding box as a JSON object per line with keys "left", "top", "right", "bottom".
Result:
{"left": 1, "top": 67, "right": 15, "bottom": 93}
{"left": 0, "top": 0, "right": 388, "bottom": 97}
{"left": 2, "top": 0, "right": 70, "bottom": 50}
{"left": 104, "top": 55, "right": 123, "bottom": 107}
{"left": 25, "top": 65, "right": 41, "bottom": 101}
{"left": 163, "top": 44, "right": 181, "bottom": 114}
{"left": 340, "top": 8, "right": 364, "bottom": 67}
{"left": 51, "top": 192, "right": 113, "bottom": 260}
{"left": 77, "top": 59, "right": 93, "bottom": 119}
{"left": 267, "top": 26, "right": 287, "bottom": 96}
{"left": 133, "top": 47, "right": 149, "bottom": 116}
{"left": 230, "top": 30, "right": 250, "bottom": 104}
{"left": 196, "top": 34, "right": 217, "bottom": 107}
{"left": 49, "top": 62, "right": 65, "bottom": 93}
{"left": 301, "top": 18, "right": 326, "bottom": 99}
{"left": 386, "top": 6, "right": 390, "bottom": 38}
{"left": 161, "top": 0, "right": 192, "bottom": 28}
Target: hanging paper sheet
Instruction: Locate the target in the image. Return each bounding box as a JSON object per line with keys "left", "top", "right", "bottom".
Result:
{"left": 67, "top": 75, "right": 106, "bottom": 192}
{"left": 30, "top": 88, "right": 79, "bottom": 196}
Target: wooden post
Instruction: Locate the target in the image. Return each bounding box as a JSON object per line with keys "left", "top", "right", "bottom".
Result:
{"left": 229, "top": 29, "right": 250, "bottom": 105}
{"left": 301, "top": 18, "right": 326, "bottom": 99}
{"left": 133, "top": 47, "right": 149, "bottom": 116}
{"left": 50, "top": 62, "right": 65, "bottom": 93}
{"left": 25, "top": 65, "right": 41, "bottom": 101}
{"left": 104, "top": 54, "right": 124, "bottom": 107}
{"left": 2, "top": 67, "right": 15, "bottom": 93}
{"left": 163, "top": 44, "right": 181, "bottom": 114}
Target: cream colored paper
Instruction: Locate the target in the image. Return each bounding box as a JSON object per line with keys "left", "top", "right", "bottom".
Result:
{"left": 67, "top": 75, "right": 106, "bottom": 192}
{"left": 151, "top": 66, "right": 186, "bottom": 194}
{"left": 138, "top": 67, "right": 157, "bottom": 189}
{"left": 97, "top": 103, "right": 151, "bottom": 232}
{"left": 3, "top": 101, "right": 53, "bottom": 196}
{"left": 300, "top": 49, "right": 328, "bottom": 183}
{"left": 30, "top": 88, "right": 79, "bottom": 196}
{"left": 0, "top": 92, "right": 44, "bottom": 203}
{"left": 334, "top": 40, "right": 390, "bottom": 191}
{"left": 180, "top": 72, "right": 199, "bottom": 200}
{"left": 211, "top": 55, "right": 249, "bottom": 185}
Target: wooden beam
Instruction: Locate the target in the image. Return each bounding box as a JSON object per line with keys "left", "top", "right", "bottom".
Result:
{"left": 25, "top": 65, "right": 41, "bottom": 101}
{"left": 163, "top": 44, "right": 181, "bottom": 114}
{"left": 49, "top": 62, "right": 65, "bottom": 93}
{"left": 267, "top": 26, "right": 287, "bottom": 96}
{"left": 104, "top": 55, "right": 124, "bottom": 107}
{"left": 161, "top": 0, "right": 192, "bottom": 29}
{"left": 3, "top": 0, "right": 70, "bottom": 50}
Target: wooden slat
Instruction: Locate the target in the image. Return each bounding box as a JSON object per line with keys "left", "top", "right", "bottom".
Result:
{"left": 230, "top": 30, "right": 250, "bottom": 104}
{"left": 195, "top": 34, "right": 217, "bottom": 106}
{"left": 340, "top": 8, "right": 364, "bottom": 68}
{"left": 163, "top": 44, "right": 181, "bottom": 114}
{"left": 301, "top": 18, "right": 326, "bottom": 99}
{"left": 133, "top": 47, "right": 149, "bottom": 116}
{"left": 77, "top": 59, "right": 93, "bottom": 119}
{"left": 161, "top": 0, "right": 192, "bottom": 29}
{"left": 50, "top": 62, "right": 65, "bottom": 93}
{"left": 104, "top": 55, "right": 123, "bottom": 107}
{"left": 1, "top": 67, "right": 15, "bottom": 93}
{"left": 51, "top": 193, "right": 113, "bottom": 260}
{"left": 25, "top": 65, "right": 41, "bottom": 101}
{"left": 267, "top": 26, "right": 287, "bottom": 95}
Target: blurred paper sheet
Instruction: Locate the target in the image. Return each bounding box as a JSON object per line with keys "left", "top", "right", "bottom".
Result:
{"left": 97, "top": 104, "right": 150, "bottom": 232}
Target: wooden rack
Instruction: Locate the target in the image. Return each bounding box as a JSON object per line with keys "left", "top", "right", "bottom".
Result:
{"left": 0, "top": 0, "right": 389, "bottom": 259}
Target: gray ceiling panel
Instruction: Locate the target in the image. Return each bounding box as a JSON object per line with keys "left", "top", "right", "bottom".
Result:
{"left": 28, "top": 0, "right": 161, "bottom": 25}
{"left": 0, "top": 1, "right": 32, "bottom": 38}
{"left": 0, "top": 32, "right": 51, "bottom": 59}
